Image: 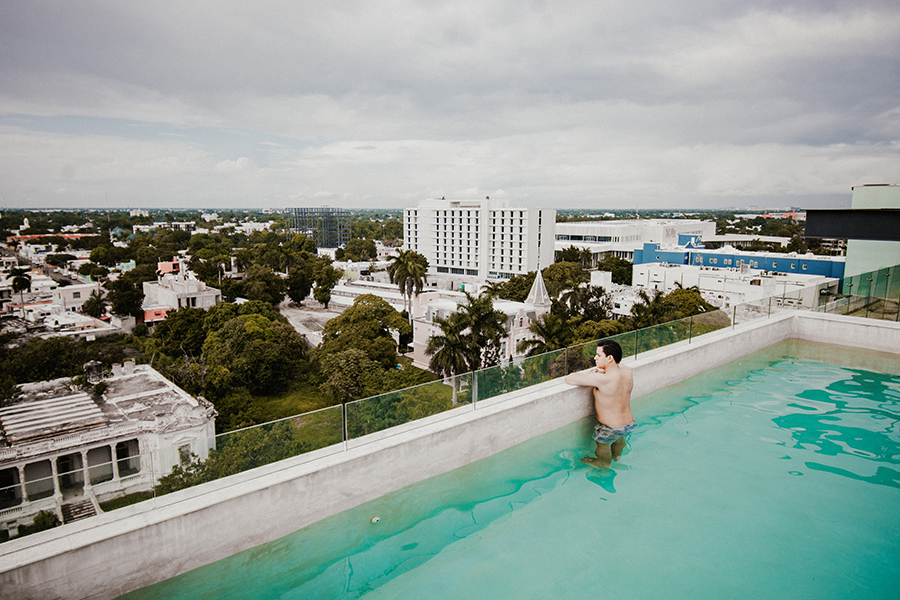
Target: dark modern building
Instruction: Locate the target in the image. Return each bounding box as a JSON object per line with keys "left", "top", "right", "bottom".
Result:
{"left": 288, "top": 208, "right": 351, "bottom": 248}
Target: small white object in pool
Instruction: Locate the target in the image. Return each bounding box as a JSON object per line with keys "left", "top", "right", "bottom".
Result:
{"left": 370, "top": 516, "right": 380, "bottom": 524}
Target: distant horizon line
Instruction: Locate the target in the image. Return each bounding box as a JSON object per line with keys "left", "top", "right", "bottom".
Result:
{"left": 1, "top": 205, "right": 822, "bottom": 213}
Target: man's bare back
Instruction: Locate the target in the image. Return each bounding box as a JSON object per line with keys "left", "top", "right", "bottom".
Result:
{"left": 565, "top": 341, "right": 634, "bottom": 468}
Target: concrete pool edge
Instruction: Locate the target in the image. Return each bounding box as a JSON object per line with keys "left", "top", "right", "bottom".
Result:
{"left": 2, "top": 312, "right": 899, "bottom": 599}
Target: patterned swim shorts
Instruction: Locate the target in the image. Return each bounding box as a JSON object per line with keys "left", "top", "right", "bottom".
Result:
{"left": 593, "top": 421, "right": 637, "bottom": 444}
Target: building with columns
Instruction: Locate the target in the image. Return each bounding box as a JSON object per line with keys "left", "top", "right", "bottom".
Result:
{"left": 0, "top": 361, "right": 216, "bottom": 533}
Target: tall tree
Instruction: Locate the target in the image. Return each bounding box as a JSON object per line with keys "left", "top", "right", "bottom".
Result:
{"left": 541, "top": 261, "right": 587, "bottom": 298}
{"left": 242, "top": 265, "right": 286, "bottom": 305}
{"left": 82, "top": 290, "right": 108, "bottom": 318}
{"left": 427, "top": 313, "right": 479, "bottom": 405}
{"left": 559, "top": 285, "right": 612, "bottom": 322}
{"left": 388, "top": 250, "right": 428, "bottom": 319}
{"left": 457, "top": 291, "right": 508, "bottom": 369}
{"left": 517, "top": 312, "right": 572, "bottom": 357}
{"left": 312, "top": 259, "right": 341, "bottom": 308}
{"left": 9, "top": 267, "right": 31, "bottom": 319}
{"left": 627, "top": 290, "right": 677, "bottom": 329}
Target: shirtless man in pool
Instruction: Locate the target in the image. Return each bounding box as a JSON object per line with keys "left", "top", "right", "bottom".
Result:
{"left": 564, "top": 340, "right": 634, "bottom": 469}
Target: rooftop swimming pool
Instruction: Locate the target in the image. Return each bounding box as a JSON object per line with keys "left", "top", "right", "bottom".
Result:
{"left": 120, "top": 340, "right": 900, "bottom": 599}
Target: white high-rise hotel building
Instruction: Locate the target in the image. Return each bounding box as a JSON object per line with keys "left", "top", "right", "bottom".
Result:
{"left": 404, "top": 198, "right": 556, "bottom": 281}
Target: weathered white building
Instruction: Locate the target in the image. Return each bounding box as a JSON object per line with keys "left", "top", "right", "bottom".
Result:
{"left": 0, "top": 361, "right": 216, "bottom": 533}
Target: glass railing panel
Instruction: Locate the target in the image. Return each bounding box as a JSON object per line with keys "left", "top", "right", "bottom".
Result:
{"left": 634, "top": 319, "right": 692, "bottom": 354}
{"left": 155, "top": 407, "right": 343, "bottom": 496}
{"left": 288, "top": 404, "right": 344, "bottom": 453}
{"left": 88, "top": 458, "right": 115, "bottom": 485}
{"left": 690, "top": 309, "right": 732, "bottom": 337}
{"left": 732, "top": 298, "right": 770, "bottom": 327}
{"left": 873, "top": 267, "right": 891, "bottom": 299}
{"left": 566, "top": 340, "right": 597, "bottom": 375}
{"left": 774, "top": 287, "right": 804, "bottom": 310}
{"left": 886, "top": 266, "right": 900, "bottom": 301}
{"left": 512, "top": 348, "right": 567, "bottom": 390}
{"left": 841, "top": 273, "right": 864, "bottom": 297}
{"left": 606, "top": 331, "right": 637, "bottom": 360}
{"left": 214, "top": 411, "right": 341, "bottom": 469}
{"left": 56, "top": 463, "right": 85, "bottom": 497}
{"left": 346, "top": 377, "right": 466, "bottom": 440}
{"left": 475, "top": 361, "right": 530, "bottom": 403}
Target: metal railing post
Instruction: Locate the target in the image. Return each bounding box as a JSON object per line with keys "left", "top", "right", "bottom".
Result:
{"left": 688, "top": 315, "right": 693, "bottom": 343}
{"left": 342, "top": 402, "right": 348, "bottom": 451}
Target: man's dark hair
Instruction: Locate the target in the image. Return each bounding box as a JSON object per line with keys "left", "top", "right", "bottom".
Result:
{"left": 598, "top": 340, "right": 623, "bottom": 364}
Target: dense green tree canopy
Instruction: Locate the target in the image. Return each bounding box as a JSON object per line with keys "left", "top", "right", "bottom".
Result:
{"left": 541, "top": 262, "right": 587, "bottom": 297}
{"left": 339, "top": 238, "right": 377, "bottom": 262}
{"left": 203, "top": 313, "right": 306, "bottom": 395}
{"left": 317, "top": 294, "right": 410, "bottom": 369}
{"left": 153, "top": 307, "right": 208, "bottom": 357}
{"left": 242, "top": 265, "right": 286, "bottom": 305}
{"left": 596, "top": 255, "right": 633, "bottom": 285}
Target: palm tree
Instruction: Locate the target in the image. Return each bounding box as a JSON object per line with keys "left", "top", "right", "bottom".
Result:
{"left": 427, "top": 313, "right": 479, "bottom": 405}
{"left": 9, "top": 267, "right": 31, "bottom": 319}
{"left": 82, "top": 290, "right": 108, "bottom": 319}
{"left": 389, "top": 250, "right": 428, "bottom": 320}
{"left": 517, "top": 312, "right": 571, "bottom": 357}
{"left": 483, "top": 280, "right": 505, "bottom": 298}
{"left": 560, "top": 285, "right": 612, "bottom": 322}
{"left": 628, "top": 290, "right": 676, "bottom": 329}
{"left": 457, "top": 291, "right": 508, "bottom": 369}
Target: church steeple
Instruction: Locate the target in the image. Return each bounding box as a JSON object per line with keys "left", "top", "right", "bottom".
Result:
{"left": 525, "top": 268, "right": 552, "bottom": 309}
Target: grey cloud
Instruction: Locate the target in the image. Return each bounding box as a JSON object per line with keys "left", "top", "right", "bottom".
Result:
{"left": 0, "top": 1, "right": 898, "bottom": 209}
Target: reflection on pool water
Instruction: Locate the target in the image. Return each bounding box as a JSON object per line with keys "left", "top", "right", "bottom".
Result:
{"left": 120, "top": 341, "right": 900, "bottom": 600}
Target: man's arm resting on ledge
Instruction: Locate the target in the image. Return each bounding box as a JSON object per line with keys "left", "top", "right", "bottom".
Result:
{"left": 565, "top": 367, "right": 603, "bottom": 388}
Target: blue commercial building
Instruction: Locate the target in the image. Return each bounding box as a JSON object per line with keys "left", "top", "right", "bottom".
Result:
{"left": 633, "top": 236, "right": 845, "bottom": 279}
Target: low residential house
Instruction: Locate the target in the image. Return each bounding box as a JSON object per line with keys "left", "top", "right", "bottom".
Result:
{"left": 0, "top": 361, "right": 216, "bottom": 532}
{"left": 52, "top": 282, "right": 100, "bottom": 313}
{"left": 44, "top": 309, "right": 118, "bottom": 340}
{"left": 141, "top": 265, "right": 222, "bottom": 331}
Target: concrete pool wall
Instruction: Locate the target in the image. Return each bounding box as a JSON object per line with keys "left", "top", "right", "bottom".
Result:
{"left": 2, "top": 311, "right": 898, "bottom": 600}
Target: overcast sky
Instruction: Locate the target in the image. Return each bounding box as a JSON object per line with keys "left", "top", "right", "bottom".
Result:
{"left": 1, "top": 1, "right": 898, "bottom": 211}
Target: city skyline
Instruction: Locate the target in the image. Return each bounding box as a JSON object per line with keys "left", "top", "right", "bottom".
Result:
{"left": 1, "top": 2, "right": 899, "bottom": 211}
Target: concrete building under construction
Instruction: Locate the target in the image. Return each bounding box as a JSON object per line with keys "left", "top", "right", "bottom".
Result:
{"left": 288, "top": 207, "right": 351, "bottom": 249}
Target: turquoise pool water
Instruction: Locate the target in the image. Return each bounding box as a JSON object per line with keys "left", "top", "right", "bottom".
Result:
{"left": 121, "top": 341, "right": 900, "bottom": 599}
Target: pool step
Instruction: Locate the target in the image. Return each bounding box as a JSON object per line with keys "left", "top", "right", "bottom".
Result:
{"left": 61, "top": 499, "right": 96, "bottom": 524}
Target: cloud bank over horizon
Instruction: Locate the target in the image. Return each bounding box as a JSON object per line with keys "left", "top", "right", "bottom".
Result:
{"left": 1, "top": 1, "right": 898, "bottom": 210}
